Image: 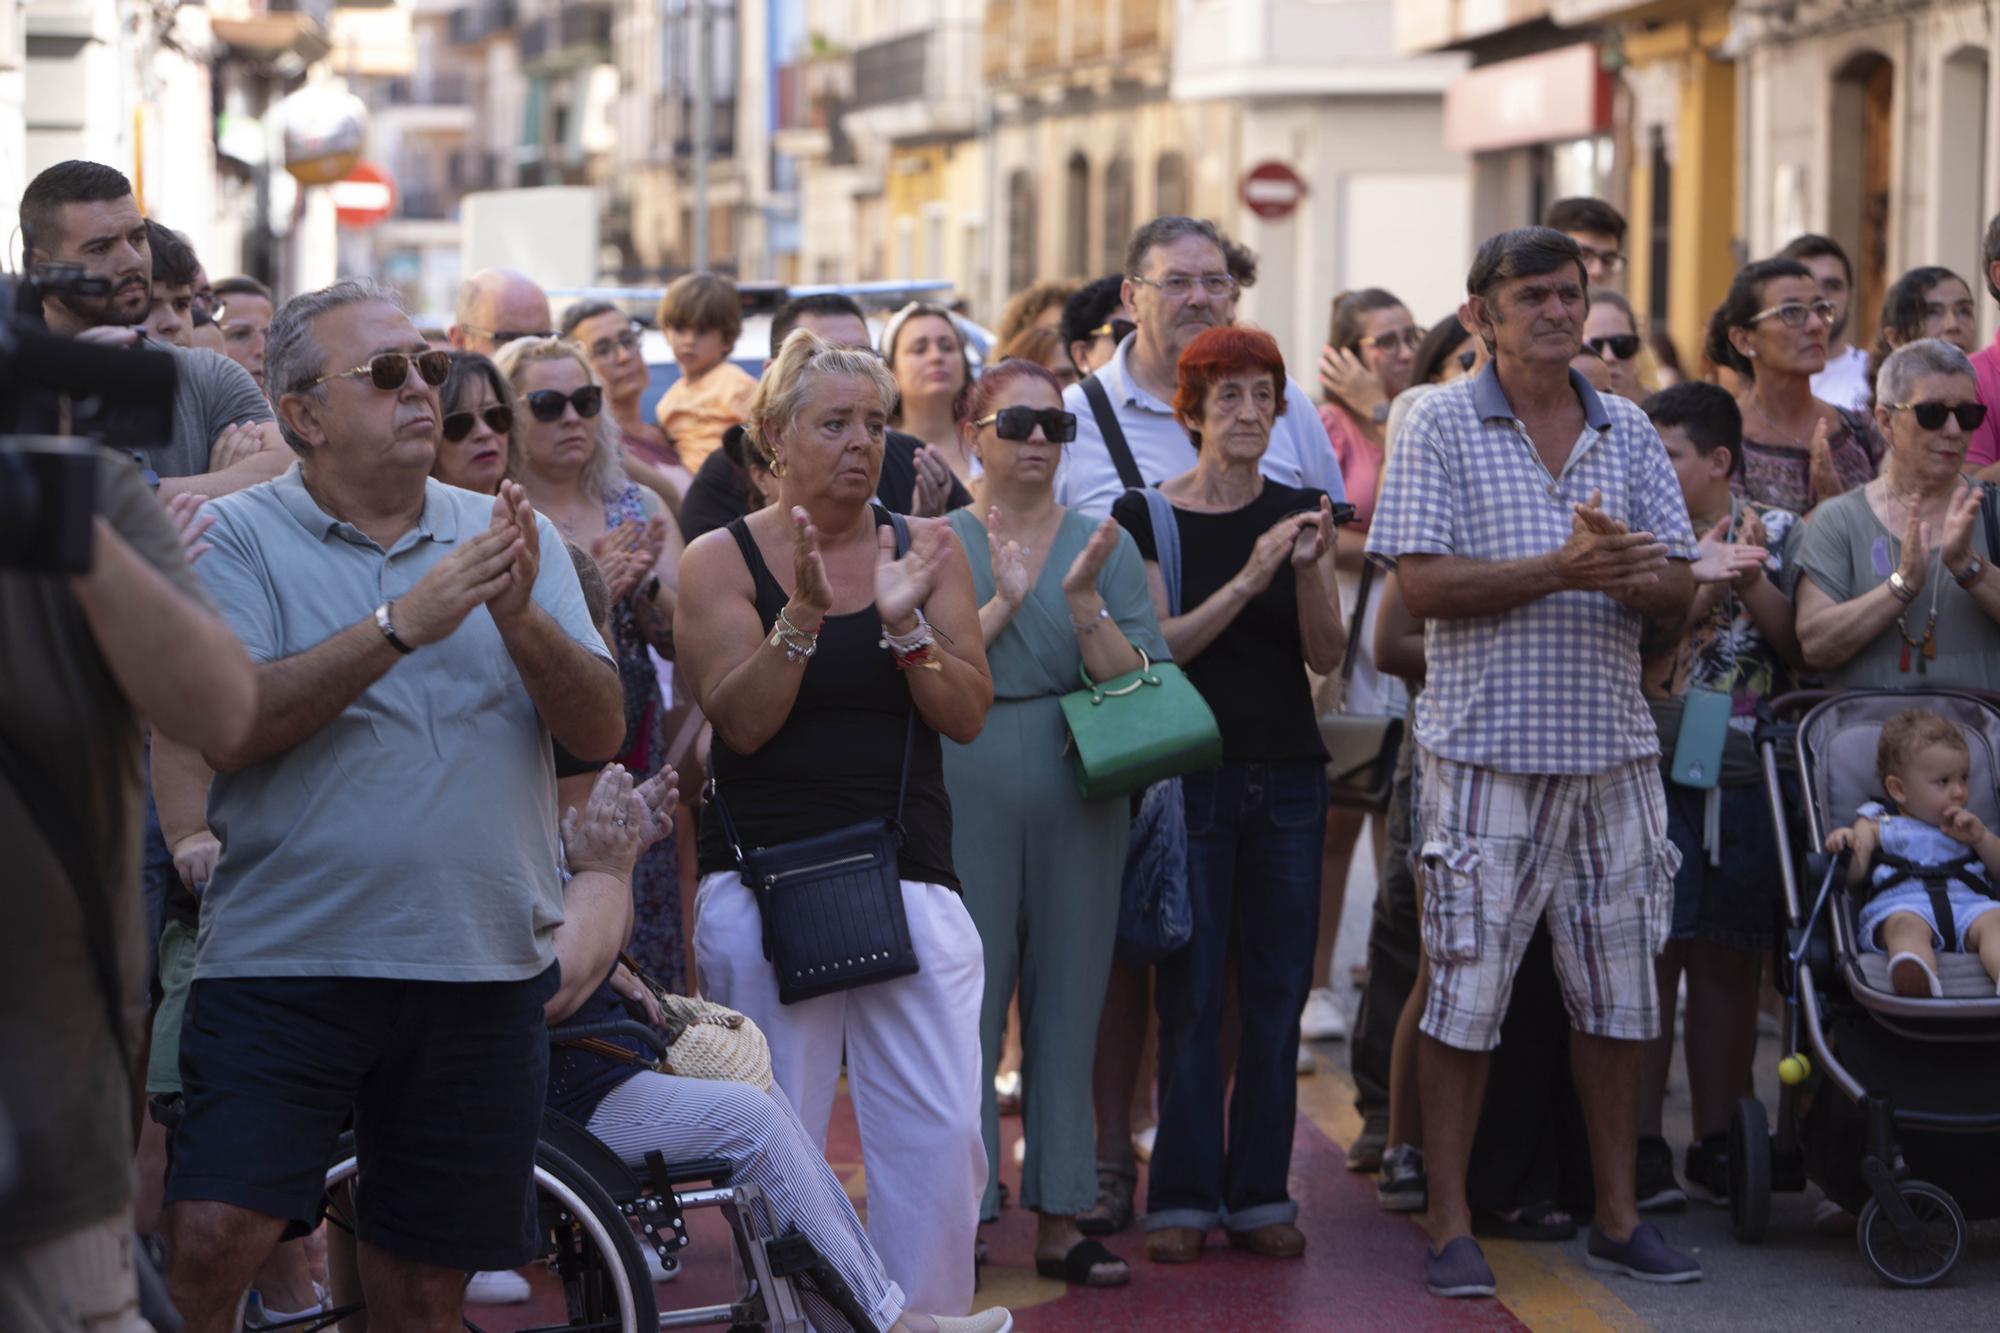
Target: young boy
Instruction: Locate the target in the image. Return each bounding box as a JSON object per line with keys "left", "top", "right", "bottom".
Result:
{"left": 654, "top": 271, "right": 757, "bottom": 472}
{"left": 140, "top": 219, "right": 198, "bottom": 348}
{"left": 1633, "top": 382, "right": 1804, "bottom": 1208}
{"left": 1828, "top": 708, "right": 2000, "bottom": 997}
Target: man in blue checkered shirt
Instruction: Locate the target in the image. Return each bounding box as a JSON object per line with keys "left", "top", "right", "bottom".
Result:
{"left": 1367, "top": 228, "right": 1707, "bottom": 1298}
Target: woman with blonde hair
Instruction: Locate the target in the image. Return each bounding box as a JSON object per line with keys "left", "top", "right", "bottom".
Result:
{"left": 496, "top": 334, "right": 687, "bottom": 990}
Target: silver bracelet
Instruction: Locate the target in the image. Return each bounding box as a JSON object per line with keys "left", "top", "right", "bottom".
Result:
{"left": 880, "top": 607, "right": 935, "bottom": 654}
{"left": 1072, "top": 605, "right": 1111, "bottom": 635}
{"left": 770, "top": 606, "right": 820, "bottom": 663}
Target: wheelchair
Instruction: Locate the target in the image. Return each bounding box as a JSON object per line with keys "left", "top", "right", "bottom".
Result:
{"left": 253, "top": 1020, "right": 875, "bottom": 1332}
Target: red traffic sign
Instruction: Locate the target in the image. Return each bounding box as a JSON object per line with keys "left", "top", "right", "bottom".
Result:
{"left": 1240, "top": 161, "right": 1307, "bottom": 220}
{"left": 332, "top": 162, "right": 397, "bottom": 229}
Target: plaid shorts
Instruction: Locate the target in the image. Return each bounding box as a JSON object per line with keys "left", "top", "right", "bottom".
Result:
{"left": 1414, "top": 750, "right": 1678, "bottom": 1051}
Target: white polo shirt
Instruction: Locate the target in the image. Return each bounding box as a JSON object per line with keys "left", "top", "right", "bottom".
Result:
{"left": 1054, "top": 333, "right": 1347, "bottom": 517}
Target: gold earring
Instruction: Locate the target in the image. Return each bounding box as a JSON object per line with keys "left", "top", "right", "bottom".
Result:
{"left": 769, "top": 453, "right": 788, "bottom": 478}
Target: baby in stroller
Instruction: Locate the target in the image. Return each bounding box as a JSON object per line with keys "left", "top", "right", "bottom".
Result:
{"left": 1825, "top": 707, "right": 2000, "bottom": 997}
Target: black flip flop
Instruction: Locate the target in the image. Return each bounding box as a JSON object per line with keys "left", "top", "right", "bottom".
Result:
{"left": 1473, "top": 1203, "right": 1578, "bottom": 1242}
{"left": 1035, "top": 1238, "right": 1131, "bottom": 1287}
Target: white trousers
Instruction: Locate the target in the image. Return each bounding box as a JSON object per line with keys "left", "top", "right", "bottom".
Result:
{"left": 694, "top": 872, "right": 987, "bottom": 1316}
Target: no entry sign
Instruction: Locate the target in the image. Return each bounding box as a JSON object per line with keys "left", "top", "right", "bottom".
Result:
{"left": 333, "top": 162, "right": 397, "bottom": 229}
{"left": 1240, "top": 161, "right": 1307, "bottom": 220}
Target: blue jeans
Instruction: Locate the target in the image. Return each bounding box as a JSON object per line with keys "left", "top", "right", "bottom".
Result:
{"left": 1144, "top": 760, "right": 1327, "bottom": 1233}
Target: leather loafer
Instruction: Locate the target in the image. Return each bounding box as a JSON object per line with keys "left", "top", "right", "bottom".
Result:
{"left": 1144, "top": 1226, "right": 1205, "bottom": 1264}
{"left": 1227, "top": 1221, "right": 1307, "bottom": 1258}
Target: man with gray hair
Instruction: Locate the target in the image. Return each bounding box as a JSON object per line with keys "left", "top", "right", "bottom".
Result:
{"left": 1969, "top": 212, "right": 2000, "bottom": 474}
{"left": 450, "top": 267, "right": 556, "bottom": 356}
{"left": 1054, "top": 215, "right": 1346, "bottom": 516}
{"left": 1369, "top": 226, "right": 1705, "bottom": 1298}
{"left": 161, "top": 278, "right": 625, "bottom": 1329}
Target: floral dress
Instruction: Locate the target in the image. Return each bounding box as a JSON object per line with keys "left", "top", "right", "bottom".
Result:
{"left": 1733, "top": 407, "right": 1886, "bottom": 513}
{"left": 605, "top": 480, "right": 683, "bottom": 993}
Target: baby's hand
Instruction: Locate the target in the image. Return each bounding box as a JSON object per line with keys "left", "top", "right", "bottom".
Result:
{"left": 1940, "top": 805, "right": 1989, "bottom": 846}
{"left": 1825, "top": 827, "right": 1856, "bottom": 854}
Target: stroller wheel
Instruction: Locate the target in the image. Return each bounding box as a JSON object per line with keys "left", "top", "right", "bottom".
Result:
{"left": 1728, "top": 1098, "right": 1772, "bottom": 1243}
{"left": 1857, "top": 1180, "right": 1966, "bottom": 1288}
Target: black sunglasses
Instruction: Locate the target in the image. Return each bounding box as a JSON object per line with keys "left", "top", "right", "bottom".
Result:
{"left": 525, "top": 386, "right": 604, "bottom": 422}
{"left": 298, "top": 349, "right": 453, "bottom": 393}
{"left": 1888, "top": 400, "right": 1989, "bottom": 432}
{"left": 975, "top": 406, "right": 1077, "bottom": 443}
{"left": 1586, "top": 334, "right": 1642, "bottom": 361}
{"left": 442, "top": 404, "right": 513, "bottom": 442}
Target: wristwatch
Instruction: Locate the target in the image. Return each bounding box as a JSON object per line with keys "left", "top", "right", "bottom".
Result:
{"left": 1370, "top": 402, "right": 1391, "bottom": 424}
{"left": 374, "top": 601, "right": 415, "bottom": 654}
{"left": 1887, "top": 570, "right": 1917, "bottom": 604}
{"left": 1955, "top": 554, "right": 1986, "bottom": 589}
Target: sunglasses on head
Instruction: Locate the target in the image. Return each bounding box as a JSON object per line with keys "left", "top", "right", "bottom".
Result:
{"left": 1888, "top": 400, "right": 1989, "bottom": 432}
{"left": 442, "top": 404, "right": 513, "bottom": 442}
{"left": 1585, "top": 334, "right": 1642, "bottom": 362}
{"left": 1090, "top": 318, "right": 1136, "bottom": 344}
{"left": 975, "top": 406, "right": 1077, "bottom": 443}
{"left": 525, "top": 386, "right": 604, "bottom": 422}
{"left": 296, "top": 349, "right": 453, "bottom": 393}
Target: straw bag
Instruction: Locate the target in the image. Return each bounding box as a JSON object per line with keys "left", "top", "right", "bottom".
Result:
{"left": 1317, "top": 561, "right": 1403, "bottom": 812}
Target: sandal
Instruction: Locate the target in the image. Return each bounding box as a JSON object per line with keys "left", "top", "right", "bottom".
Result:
{"left": 1473, "top": 1203, "right": 1577, "bottom": 1243}
{"left": 1077, "top": 1161, "right": 1136, "bottom": 1237}
{"left": 1035, "top": 1238, "right": 1130, "bottom": 1287}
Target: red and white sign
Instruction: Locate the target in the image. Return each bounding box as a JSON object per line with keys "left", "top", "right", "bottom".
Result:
{"left": 332, "top": 162, "right": 397, "bottom": 229}
{"left": 1240, "top": 161, "right": 1307, "bottom": 220}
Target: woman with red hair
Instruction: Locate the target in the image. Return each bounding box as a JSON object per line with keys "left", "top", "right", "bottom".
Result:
{"left": 1111, "top": 325, "right": 1347, "bottom": 1266}
{"left": 942, "top": 358, "right": 1168, "bottom": 1288}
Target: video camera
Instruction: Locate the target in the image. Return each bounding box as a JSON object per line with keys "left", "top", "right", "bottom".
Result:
{"left": 1, "top": 266, "right": 178, "bottom": 575}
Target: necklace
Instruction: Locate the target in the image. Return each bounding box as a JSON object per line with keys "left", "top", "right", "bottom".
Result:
{"left": 1896, "top": 540, "right": 1944, "bottom": 676}
{"left": 1748, "top": 394, "right": 1815, "bottom": 449}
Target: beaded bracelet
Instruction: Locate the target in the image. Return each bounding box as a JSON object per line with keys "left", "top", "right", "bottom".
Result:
{"left": 770, "top": 606, "right": 821, "bottom": 663}
{"left": 1072, "top": 605, "right": 1111, "bottom": 635}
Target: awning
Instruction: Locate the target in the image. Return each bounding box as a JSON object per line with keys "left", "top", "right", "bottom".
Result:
{"left": 1443, "top": 43, "right": 1611, "bottom": 153}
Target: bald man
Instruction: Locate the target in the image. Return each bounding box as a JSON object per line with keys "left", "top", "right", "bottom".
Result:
{"left": 450, "top": 268, "right": 555, "bottom": 356}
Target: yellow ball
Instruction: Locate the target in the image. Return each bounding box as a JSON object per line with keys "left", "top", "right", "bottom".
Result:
{"left": 1778, "top": 1054, "right": 1807, "bottom": 1085}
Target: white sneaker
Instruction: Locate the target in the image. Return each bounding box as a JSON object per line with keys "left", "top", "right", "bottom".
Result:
{"left": 643, "top": 1245, "right": 681, "bottom": 1283}
{"left": 1131, "top": 1124, "right": 1157, "bottom": 1163}
{"left": 1301, "top": 987, "right": 1349, "bottom": 1042}
{"left": 465, "top": 1269, "right": 532, "bottom": 1304}
{"left": 933, "top": 1311, "right": 1013, "bottom": 1333}
{"left": 1012, "top": 1135, "right": 1026, "bottom": 1167}
{"left": 245, "top": 1282, "right": 328, "bottom": 1327}
{"left": 1297, "top": 1044, "right": 1318, "bottom": 1075}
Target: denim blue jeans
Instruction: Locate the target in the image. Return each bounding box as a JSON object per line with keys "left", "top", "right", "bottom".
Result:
{"left": 1144, "top": 760, "right": 1327, "bottom": 1234}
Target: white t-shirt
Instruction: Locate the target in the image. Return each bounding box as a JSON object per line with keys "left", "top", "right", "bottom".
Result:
{"left": 1811, "top": 344, "right": 1872, "bottom": 413}
{"left": 1055, "top": 333, "right": 1347, "bottom": 517}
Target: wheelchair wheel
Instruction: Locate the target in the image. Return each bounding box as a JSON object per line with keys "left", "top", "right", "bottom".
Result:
{"left": 322, "top": 1135, "right": 658, "bottom": 1332}
{"left": 1856, "top": 1180, "right": 1965, "bottom": 1288}
{"left": 1728, "top": 1097, "right": 1772, "bottom": 1243}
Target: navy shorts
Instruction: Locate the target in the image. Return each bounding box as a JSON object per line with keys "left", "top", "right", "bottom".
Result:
{"left": 166, "top": 963, "right": 560, "bottom": 1272}
{"left": 1663, "top": 782, "right": 1779, "bottom": 952}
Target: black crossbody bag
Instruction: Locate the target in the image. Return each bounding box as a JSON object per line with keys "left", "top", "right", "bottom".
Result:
{"left": 702, "top": 513, "right": 922, "bottom": 1005}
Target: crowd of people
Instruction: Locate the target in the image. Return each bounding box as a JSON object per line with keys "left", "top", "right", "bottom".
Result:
{"left": 8, "top": 145, "right": 2000, "bottom": 1330}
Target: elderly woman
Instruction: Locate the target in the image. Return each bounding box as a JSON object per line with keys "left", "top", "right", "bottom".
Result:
{"left": 1581, "top": 288, "right": 1645, "bottom": 400}
{"left": 884, "top": 301, "right": 976, "bottom": 485}
{"left": 1111, "top": 326, "right": 1346, "bottom": 1266}
{"left": 677, "top": 330, "right": 994, "bottom": 1315}
{"left": 1706, "top": 258, "right": 1887, "bottom": 512}
{"left": 942, "top": 359, "right": 1167, "bottom": 1288}
{"left": 1794, "top": 338, "right": 2000, "bottom": 688}
{"left": 495, "top": 335, "right": 686, "bottom": 990}
{"left": 430, "top": 352, "right": 517, "bottom": 495}
{"left": 562, "top": 299, "right": 694, "bottom": 502}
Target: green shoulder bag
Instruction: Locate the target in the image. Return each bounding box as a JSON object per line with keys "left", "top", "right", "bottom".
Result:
{"left": 1059, "top": 649, "right": 1223, "bottom": 800}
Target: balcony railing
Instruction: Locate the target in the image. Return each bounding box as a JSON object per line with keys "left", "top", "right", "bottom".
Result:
{"left": 850, "top": 32, "right": 928, "bottom": 110}
{"left": 522, "top": 2, "right": 609, "bottom": 63}
{"left": 449, "top": 148, "right": 500, "bottom": 191}
{"left": 382, "top": 73, "right": 472, "bottom": 105}
{"left": 447, "top": 0, "right": 514, "bottom": 45}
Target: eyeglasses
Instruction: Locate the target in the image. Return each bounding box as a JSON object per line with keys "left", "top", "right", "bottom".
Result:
{"left": 587, "top": 326, "right": 643, "bottom": 361}
{"left": 1130, "top": 273, "right": 1238, "bottom": 300}
{"left": 1089, "top": 318, "right": 1137, "bottom": 344}
{"left": 1358, "top": 327, "right": 1423, "bottom": 353}
{"left": 294, "top": 349, "right": 452, "bottom": 394}
{"left": 1887, "top": 400, "right": 1989, "bottom": 432}
{"left": 463, "top": 325, "right": 555, "bottom": 346}
{"left": 442, "top": 404, "right": 514, "bottom": 442}
{"left": 974, "top": 406, "right": 1077, "bottom": 444}
{"left": 525, "top": 385, "right": 604, "bottom": 422}
{"left": 1748, "top": 300, "right": 1837, "bottom": 330}
{"left": 1584, "top": 333, "right": 1642, "bottom": 362}
{"left": 1576, "top": 244, "right": 1625, "bottom": 274}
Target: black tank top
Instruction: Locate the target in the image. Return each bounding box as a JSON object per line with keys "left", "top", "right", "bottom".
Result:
{"left": 695, "top": 507, "right": 958, "bottom": 889}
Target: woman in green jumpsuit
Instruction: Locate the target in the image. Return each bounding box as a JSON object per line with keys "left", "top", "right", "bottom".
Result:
{"left": 942, "top": 359, "right": 1169, "bottom": 1288}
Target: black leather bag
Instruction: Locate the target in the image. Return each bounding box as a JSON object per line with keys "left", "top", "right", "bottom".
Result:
{"left": 706, "top": 717, "right": 920, "bottom": 1005}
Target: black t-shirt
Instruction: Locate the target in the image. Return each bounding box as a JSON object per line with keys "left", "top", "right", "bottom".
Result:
{"left": 1113, "top": 481, "right": 1331, "bottom": 764}
{"left": 678, "top": 427, "right": 972, "bottom": 542}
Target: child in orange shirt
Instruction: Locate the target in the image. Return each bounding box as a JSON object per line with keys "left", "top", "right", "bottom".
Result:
{"left": 654, "top": 272, "right": 758, "bottom": 473}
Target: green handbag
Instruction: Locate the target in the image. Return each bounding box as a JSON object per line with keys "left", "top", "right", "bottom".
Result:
{"left": 1059, "top": 649, "right": 1224, "bottom": 800}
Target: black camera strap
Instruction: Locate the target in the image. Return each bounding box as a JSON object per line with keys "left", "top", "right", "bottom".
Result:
{"left": 1081, "top": 374, "right": 1144, "bottom": 491}
{"left": 0, "top": 733, "right": 134, "bottom": 1086}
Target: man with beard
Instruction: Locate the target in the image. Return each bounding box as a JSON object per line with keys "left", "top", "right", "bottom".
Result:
{"left": 19, "top": 161, "right": 287, "bottom": 499}
{"left": 1779, "top": 234, "right": 1871, "bottom": 413}
{"left": 1054, "top": 215, "right": 1343, "bottom": 517}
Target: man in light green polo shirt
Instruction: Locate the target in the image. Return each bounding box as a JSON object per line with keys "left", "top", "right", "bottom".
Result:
{"left": 161, "top": 278, "right": 626, "bottom": 1330}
